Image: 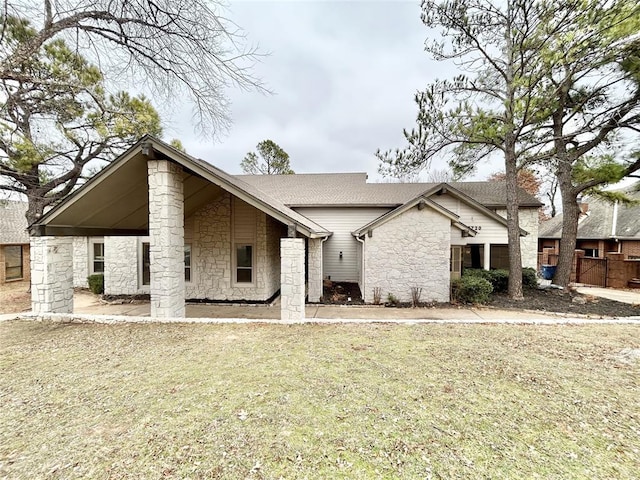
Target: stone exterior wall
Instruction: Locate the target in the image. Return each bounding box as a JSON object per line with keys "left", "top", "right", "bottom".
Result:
{"left": 281, "top": 238, "right": 305, "bottom": 320}
{"left": 307, "top": 237, "right": 323, "bottom": 302}
{"left": 72, "top": 237, "right": 88, "bottom": 287}
{"left": 185, "top": 193, "right": 232, "bottom": 299}
{"left": 148, "top": 160, "right": 185, "bottom": 318}
{"left": 496, "top": 207, "right": 539, "bottom": 269}
{"left": 363, "top": 206, "right": 451, "bottom": 303}
{"left": 104, "top": 236, "right": 141, "bottom": 295}
{"left": 184, "top": 193, "right": 283, "bottom": 301}
{"left": 30, "top": 237, "right": 73, "bottom": 314}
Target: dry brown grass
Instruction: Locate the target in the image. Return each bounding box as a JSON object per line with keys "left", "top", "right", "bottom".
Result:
{"left": 0, "top": 280, "right": 30, "bottom": 314}
{"left": 1, "top": 320, "right": 639, "bottom": 479}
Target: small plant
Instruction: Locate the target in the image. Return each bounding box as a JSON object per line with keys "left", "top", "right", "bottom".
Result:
{"left": 386, "top": 293, "right": 399, "bottom": 306}
{"left": 452, "top": 276, "right": 492, "bottom": 304}
{"left": 522, "top": 267, "right": 538, "bottom": 289}
{"left": 372, "top": 287, "right": 382, "bottom": 305}
{"left": 87, "top": 274, "right": 104, "bottom": 295}
{"left": 410, "top": 287, "right": 422, "bottom": 307}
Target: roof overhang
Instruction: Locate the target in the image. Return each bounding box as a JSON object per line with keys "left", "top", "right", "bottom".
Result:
{"left": 352, "top": 195, "right": 477, "bottom": 238}
{"left": 31, "top": 136, "right": 331, "bottom": 239}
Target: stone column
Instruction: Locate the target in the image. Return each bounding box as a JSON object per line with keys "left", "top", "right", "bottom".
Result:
{"left": 30, "top": 236, "right": 74, "bottom": 314}
{"left": 148, "top": 159, "right": 185, "bottom": 318}
{"left": 307, "top": 237, "right": 323, "bottom": 303}
{"left": 281, "top": 238, "right": 305, "bottom": 321}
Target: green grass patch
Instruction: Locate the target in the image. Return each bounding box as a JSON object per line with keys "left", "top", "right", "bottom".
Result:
{"left": 1, "top": 321, "right": 639, "bottom": 479}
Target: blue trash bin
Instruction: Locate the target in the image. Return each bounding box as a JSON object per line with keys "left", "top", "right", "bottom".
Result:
{"left": 540, "top": 265, "right": 557, "bottom": 280}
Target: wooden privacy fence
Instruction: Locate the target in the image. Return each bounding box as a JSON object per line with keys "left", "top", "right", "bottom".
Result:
{"left": 576, "top": 257, "right": 607, "bottom": 287}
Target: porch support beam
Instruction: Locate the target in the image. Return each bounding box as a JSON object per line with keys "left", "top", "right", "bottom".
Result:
{"left": 148, "top": 159, "right": 185, "bottom": 318}
{"left": 484, "top": 242, "right": 491, "bottom": 270}
{"left": 281, "top": 238, "right": 305, "bottom": 321}
{"left": 30, "top": 236, "right": 74, "bottom": 314}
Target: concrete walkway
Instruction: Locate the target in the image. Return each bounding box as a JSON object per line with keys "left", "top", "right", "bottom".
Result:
{"left": 2, "top": 290, "right": 639, "bottom": 324}
{"left": 575, "top": 286, "right": 640, "bottom": 305}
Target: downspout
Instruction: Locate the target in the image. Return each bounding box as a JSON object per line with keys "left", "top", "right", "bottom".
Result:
{"left": 611, "top": 200, "right": 621, "bottom": 252}
{"left": 356, "top": 234, "right": 366, "bottom": 302}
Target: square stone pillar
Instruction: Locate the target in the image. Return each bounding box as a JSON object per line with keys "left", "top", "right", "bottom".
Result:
{"left": 148, "top": 159, "right": 185, "bottom": 318}
{"left": 30, "top": 236, "right": 74, "bottom": 314}
{"left": 281, "top": 238, "right": 305, "bottom": 321}
{"left": 307, "top": 237, "right": 323, "bottom": 303}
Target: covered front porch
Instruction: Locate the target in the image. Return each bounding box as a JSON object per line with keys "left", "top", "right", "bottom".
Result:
{"left": 29, "top": 137, "right": 329, "bottom": 321}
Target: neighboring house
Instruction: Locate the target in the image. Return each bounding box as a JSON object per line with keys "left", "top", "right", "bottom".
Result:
{"left": 539, "top": 183, "right": 640, "bottom": 260}
{"left": 0, "top": 200, "right": 30, "bottom": 284}
{"left": 30, "top": 136, "right": 541, "bottom": 319}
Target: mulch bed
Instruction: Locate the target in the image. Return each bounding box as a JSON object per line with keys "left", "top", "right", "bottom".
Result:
{"left": 322, "top": 281, "right": 640, "bottom": 317}
{"left": 489, "top": 287, "right": 640, "bottom": 317}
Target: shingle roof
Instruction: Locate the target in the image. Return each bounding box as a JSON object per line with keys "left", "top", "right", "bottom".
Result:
{"left": 237, "top": 174, "right": 542, "bottom": 208}
{"left": 0, "top": 200, "right": 29, "bottom": 244}
{"left": 539, "top": 183, "right": 640, "bottom": 239}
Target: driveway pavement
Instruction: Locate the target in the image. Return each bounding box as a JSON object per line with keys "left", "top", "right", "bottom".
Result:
{"left": 575, "top": 286, "right": 640, "bottom": 305}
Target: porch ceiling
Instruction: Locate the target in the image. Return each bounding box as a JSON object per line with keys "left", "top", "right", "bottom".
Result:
{"left": 33, "top": 152, "right": 223, "bottom": 236}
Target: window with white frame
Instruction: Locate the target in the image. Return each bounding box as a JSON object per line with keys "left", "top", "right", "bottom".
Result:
{"left": 235, "top": 244, "right": 253, "bottom": 283}
{"left": 90, "top": 239, "right": 105, "bottom": 274}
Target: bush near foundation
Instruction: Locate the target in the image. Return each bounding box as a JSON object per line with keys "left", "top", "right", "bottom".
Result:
{"left": 452, "top": 276, "right": 493, "bottom": 304}
{"left": 464, "top": 267, "right": 538, "bottom": 293}
{"left": 87, "top": 274, "right": 104, "bottom": 295}
{"left": 464, "top": 269, "right": 508, "bottom": 292}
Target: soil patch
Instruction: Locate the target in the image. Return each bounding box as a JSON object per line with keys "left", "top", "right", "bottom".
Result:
{"left": 322, "top": 281, "right": 364, "bottom": 305}
{"left": 489, "top": 287, "right": 640, "bottom": 317}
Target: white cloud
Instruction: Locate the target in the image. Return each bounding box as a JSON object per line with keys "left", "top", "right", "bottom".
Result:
{"left": 166, "top": 1, "right": 500, "bottom": 180}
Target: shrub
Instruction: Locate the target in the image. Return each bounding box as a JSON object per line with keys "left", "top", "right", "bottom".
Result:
{"left": 464, "top": 267, "right": 538, "bottom": 292}
{"left": 87, "top": 274, "right": 104, "bottom": 295}
{"left": 386, "top": 293, "right": 399, "bottom": 306}
{"left": 522, "top": 267, "right": 538, "bottom": 289}
{"left": 464, "top": 268, "right": 508, "bottom": 293}
{"left": 452, "top": 276, "right": 493, "bottom": 304}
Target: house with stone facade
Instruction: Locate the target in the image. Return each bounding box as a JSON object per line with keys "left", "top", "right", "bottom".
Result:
{"left": 30, "top": 136, "right": 541, "bottom": 320}
{"left": 0, "top": 200, "right": 30, "bottom": 285}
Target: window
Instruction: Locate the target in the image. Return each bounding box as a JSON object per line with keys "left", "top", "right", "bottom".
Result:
{"left": 4, "top": 245, "right": 23, "bottom": 280}
{"left": 90, "top": 240, "right": 105, "bottom": 274}
{"left": 140, "top": 241, "right": 192, "bottom": 286}
{"left": 184, "top": 244, "right": 191, "bottom": 282}
{"left": 142, "top": 242, "right": 150, "bottom": 286}
{"left": 236, "top": 244, "right": 253, "bottom": 283}
{"left": 584, "top": 248, "right": 599, "bottom": 258}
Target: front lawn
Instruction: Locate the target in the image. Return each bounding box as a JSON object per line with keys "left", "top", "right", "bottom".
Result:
{"left": 1, "top": 320, "right": 638, "bottom": 479}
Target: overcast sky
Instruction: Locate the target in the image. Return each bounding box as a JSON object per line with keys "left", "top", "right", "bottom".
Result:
{"left": 166, "top": 0, "right": 500, "bottom": 181}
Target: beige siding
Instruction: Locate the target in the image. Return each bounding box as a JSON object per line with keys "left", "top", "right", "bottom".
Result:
{"left": 433, "top": 194, "right": 509, "bottom": 244}
{"left": 295, "top": 207, "right": 390, "bottom": 282}
{"left": 233, "top": 198, "right": 257, "bottom": 242}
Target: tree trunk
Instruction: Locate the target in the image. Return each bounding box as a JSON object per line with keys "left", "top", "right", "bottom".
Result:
{"left": 554, "top": 161, "right": 580, "bottom": 288}
{"left": 505, "top": 146, "right": 524, "bottom": 300}
{"left": 25, "top": 192, "right": 47, "bottom": 226}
